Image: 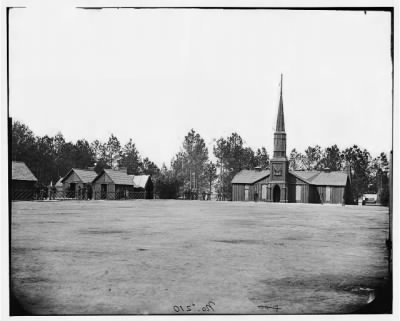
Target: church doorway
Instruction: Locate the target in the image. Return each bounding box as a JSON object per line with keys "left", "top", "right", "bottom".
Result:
{"left": 273, "top": 185, "right": 281, "bottom": 202}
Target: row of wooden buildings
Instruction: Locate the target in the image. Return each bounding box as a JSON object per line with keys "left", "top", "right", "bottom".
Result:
{"left": 11, "top": 162, "right": 153, "bottom": 200}
{"left": 60, "top": 167, "right": 153, "bottom": 200}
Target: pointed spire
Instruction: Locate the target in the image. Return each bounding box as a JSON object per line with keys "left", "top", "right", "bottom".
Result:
{"left": 276, "top": 73, "right": 285, "bottom": 132}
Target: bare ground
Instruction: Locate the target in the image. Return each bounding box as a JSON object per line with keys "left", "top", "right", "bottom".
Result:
{"left": 10, "top": 200, "right": 390, "bottom": 315}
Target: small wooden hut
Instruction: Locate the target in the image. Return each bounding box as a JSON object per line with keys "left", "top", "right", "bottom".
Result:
{"left": 61, "top": 168, "right": 97, "bottom": 199}
{"left": 92, "top": 168, "right": 134, "bottom": 200}
{"left": 231, "top": 169, "right": 270, "bottom": 202}
{"left": 11, "top": 161, "right": 38, "bottom": 200}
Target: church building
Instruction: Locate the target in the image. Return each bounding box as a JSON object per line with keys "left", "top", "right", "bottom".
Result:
{"left": 231, "top": 76, "right": 353, "bottom": 204}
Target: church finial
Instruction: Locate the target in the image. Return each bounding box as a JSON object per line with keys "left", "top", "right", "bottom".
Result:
{"left": 276, "top": 74, "right": 285, "bottom": 132}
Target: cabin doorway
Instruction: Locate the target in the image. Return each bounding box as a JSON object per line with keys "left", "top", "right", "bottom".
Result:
{"left": 273, "top": 185, "right": 280, "bottom": 202}
{"left": 69, "top": 183, "right": 76, "bottom": 198}
{"left": 101, "top": 184, "right": 107, "bottom": 199}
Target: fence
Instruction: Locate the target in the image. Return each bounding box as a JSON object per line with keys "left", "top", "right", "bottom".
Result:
{"left": 92, "top": 191, "right": 149, "bottom": 200}
{"left": 11, "top": 189, "right": 151, "bottom": 201}
{"left": 11, "top": 189, "right": 37, "bottom": 201}
{"left": 11, "top": 189, "right": 230, "bottom": 201}
{"left": 177, "top": 192, "right": 230, "bottom": 201}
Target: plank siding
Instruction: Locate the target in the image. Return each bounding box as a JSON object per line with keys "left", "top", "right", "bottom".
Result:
{"left": 232, "top": 172, "right": 351, "bottom": 204}
{"left": 287, "top": 173, "right": 309, "bottom": 203}
{"left": 63, "top": 172, "right": 81, "bottom": 184}
{"left": 253, "top": 177, "right": 269, "bottom": 201}
{"left": 316, "top": 186, "right": 345, "bottom": 204}
{"left": 309, "top": 185, "right": 320, "bottom": 203}
{"left": 232, "top": 176, "right": 269, "bottom": 201}
{"left": 232, "top": 184, "right": 245, "bottom": 201}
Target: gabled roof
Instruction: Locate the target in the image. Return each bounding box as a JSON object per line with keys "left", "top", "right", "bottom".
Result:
{"left": 231, "top": 169, "right": 270, "bottom": 184}
{"left": 61, "top": 168, "right": 98, "bottom": 184}
{"left": 12, "top": 161, "right": 38, "bottom": 182}
{"left": 102, "top": 169, "right": 134, "bottom": 185}
{"left": 289, "top": 170, "right": 320, "bottom": 184}
{"left": 231, "top": 168, "right": 349, "bottom": 187}
{"left": 133, "top": 175, "right": 150, "bottom": 189}
{"left": 290, "top": 170, "right": 348, "bottom": 186}
{"left": 308, "top": 171, "right": 349, "bottom": 186}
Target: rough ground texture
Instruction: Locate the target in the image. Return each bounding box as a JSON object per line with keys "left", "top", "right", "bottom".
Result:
{"left": 11, "top": 200, "right": 389, "bottom": 315}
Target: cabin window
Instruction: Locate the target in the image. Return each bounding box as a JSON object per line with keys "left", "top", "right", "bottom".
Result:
{"left": 296, "top": 185, "right": 302, "bottom": 201}
{"left": 326, "top": 187, "right": 331, "bottom": 202}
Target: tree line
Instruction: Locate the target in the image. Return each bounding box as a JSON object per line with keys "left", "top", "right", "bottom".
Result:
{"left": 11, "top": 120, "right": 389, "bottom": 202}
{"left": 11, "top": 120, "right": 160, "bottom": 184}
{"left": 289, "top": 145, "right": 389, "bottom": 203}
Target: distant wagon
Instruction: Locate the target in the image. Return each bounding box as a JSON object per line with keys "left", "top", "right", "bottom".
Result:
{"left": 362, "top": 194, "right": 377, "bottom": 205}
{"left": 61, "top": 168, "right": 98, "bottom": 199}
{"left": 11, "top": 161, "right": 38, "bottom": 200}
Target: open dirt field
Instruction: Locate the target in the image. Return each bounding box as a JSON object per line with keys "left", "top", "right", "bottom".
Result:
{"left": 11, "top": 200, "right": 389, "bottom": 315}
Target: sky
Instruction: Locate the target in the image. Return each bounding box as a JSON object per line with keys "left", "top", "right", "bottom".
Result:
{"left": 8, "top": 7, "right": 393, "bottom": 167}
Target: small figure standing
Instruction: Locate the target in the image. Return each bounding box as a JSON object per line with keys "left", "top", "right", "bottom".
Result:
{"left": 52, "top": 185, "right": 57, "bottom": 200}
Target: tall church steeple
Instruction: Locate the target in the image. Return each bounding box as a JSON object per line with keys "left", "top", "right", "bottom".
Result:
{"left": 276, "top": 74, "right": 285, "bottom": 132}
{"left": 273, "top": 74, "right": 287, "bottom": 159}
{"left": 267, "top": 74, "right": 289, "bottom": 203}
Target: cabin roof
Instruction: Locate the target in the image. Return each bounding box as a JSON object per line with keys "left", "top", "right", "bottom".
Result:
{"left": 231, "top": 169, "right": 270, "bottom": 184}
{"left": 102, "top": 169, "right": 135, "bottom": 185}
{"left": 289, "top": 170, "right": 321, "bottom": 183}
{"left": 92, "top": 170, "right": 152, "bottom": 186}
{"left": 290, "top": 170, "right": 348, "bottom": 186}
{"left": 12, "top": 161, "right": 38, "bottom": 182}
{"left": 308, "top": 171, "right": 349, "bottom": 186}
{"left": 61, "top": 168, "right": 98, "bottom": 184}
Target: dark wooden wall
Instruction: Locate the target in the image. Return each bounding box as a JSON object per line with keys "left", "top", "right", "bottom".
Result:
{"left": 232, "top": 184, "right": 245, "bottom": 201}
{"left": 233, "top": 174, "right": 352, "bottom": 204}
{"left": 232, "top": 177, "right": 269, "bottom": 202}
{"left": 315, "top": 186, "right": 344, "bottom": 204}
{"left": 12, "top": 180, "right": 36, "bottom": 200}
{"left": 253, "top": 177, "right": 269, "bottom": 201}
{"left": 288, "top": 174, "right": 310, "bottom": 203}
